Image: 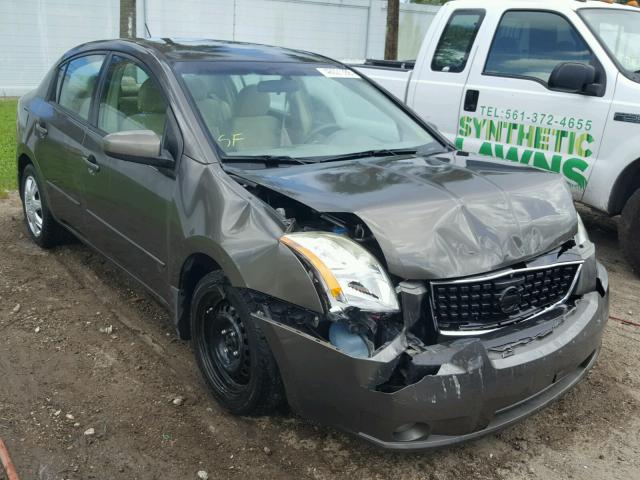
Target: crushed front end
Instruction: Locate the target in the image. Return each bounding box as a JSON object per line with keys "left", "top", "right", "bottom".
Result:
{"left": 231, "top": 160, "right": 609, "bottom": 450}
{"left": 249, "top": 234, "right": 609, "bottom": 450}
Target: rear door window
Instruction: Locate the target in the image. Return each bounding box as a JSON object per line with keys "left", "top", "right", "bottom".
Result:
{"left": 432, "top": 10, "right": 485, "bottom": 73}
{"left": 484, "top": 11, "right": 595, "bottom": 84}
{"left": 57, "top": 55, "right": 106, "bottom": 120}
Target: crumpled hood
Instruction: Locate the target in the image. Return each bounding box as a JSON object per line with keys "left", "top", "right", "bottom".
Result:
{"left": 235, "top": 154, "right": 578, "bottom": 280}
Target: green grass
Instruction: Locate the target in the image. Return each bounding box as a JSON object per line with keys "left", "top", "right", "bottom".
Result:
{"left": 0, "top": 98, "right": 18, "bottom": 193}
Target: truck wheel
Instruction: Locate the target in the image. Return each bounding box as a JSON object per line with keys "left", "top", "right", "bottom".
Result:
{"left": 190, "top": 271, "right": 286, "bottom": 415}
{"left": 21, "top": 164, "right": 68, "bottom": 248}
{"left": 620, "top": 189, "right": 640, "bottom": 274}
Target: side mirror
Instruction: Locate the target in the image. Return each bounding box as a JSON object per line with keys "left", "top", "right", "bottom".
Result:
{"left": 548, "top": 62, "right": 605, "bottom": 97}
{"left": 103, "top": 130, "right": 174, "bottom": 169}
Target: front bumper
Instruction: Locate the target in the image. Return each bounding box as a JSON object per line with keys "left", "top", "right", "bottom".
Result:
{"left": 256, "top": 263, "right": 609, "bottom": 451}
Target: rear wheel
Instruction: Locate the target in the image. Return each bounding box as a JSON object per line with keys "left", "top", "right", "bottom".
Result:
{"left": 21, "top": 164, "right": 68, "bottom": 248}
{"left": 190, "top": 272, "right": 285, "bottom": 415}
{"left": 620, "top": 189, "right": 640, "bottom": 275}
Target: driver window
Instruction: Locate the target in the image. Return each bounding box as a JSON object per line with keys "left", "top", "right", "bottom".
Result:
{"left": 98, "top": 56, "right": 167, "bottom": 137}
{"left": 484, "top": 11, "right": 595, "bottom": 84}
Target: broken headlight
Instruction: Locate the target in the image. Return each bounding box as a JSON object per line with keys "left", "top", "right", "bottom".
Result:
{"left": 280, "top": 232, "right": 399, "bottom": 313}
{"left": 575, "top": 213, "right": 589, "bottom": 247}
{"left": 574, "top": 213, "right": 598, "bottom": 295}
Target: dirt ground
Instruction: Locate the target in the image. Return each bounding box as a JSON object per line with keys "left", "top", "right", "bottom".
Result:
{"left": 0, "top": 192, "right": 639, "bottom": 480}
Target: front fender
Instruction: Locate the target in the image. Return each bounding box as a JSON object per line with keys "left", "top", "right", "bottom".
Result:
{"left": 169, "top": 158, "right": 323, "bottom": 314}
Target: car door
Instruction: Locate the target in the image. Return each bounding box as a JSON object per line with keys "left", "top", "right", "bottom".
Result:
{"left": 81, "top": 54, "right": 178, "bottom": 298}
{"left": 456, "top": 9, "right": 615, "bottom": 198}
{"left": 407, "top": 8, "right": 486, "bottom": 141}
{"left": 33, "top": 54, "right": 106, "bottom": 232}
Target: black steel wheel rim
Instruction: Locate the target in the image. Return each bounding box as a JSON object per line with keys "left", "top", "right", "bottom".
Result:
{"left": 199, "top": 295, "right": 251, "bottom": 394}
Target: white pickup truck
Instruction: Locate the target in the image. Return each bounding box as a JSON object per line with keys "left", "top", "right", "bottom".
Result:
{"left": 355, "top": 0, "right": 640, "bottom": 273}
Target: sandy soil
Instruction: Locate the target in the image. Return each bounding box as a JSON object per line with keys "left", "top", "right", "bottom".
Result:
{"left": 0, "top": 192, "right": 639, "bottom": 480}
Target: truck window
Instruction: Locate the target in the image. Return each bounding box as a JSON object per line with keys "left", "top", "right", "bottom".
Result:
{"left": 579, "top": 9, "right": 640, "bottom": 79}
{"left": 432, "top": 10, "right": 485, "bottom": 73}
{"left": 484, "top": 11, "right": 594, "bottom": 84}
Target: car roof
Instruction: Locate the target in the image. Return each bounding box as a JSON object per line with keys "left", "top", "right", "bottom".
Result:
{"left": 61, "top": 38, "right": 337, "bottom": 65}
{"left": 448, "top": 0, "right": 638, "bottom": 12}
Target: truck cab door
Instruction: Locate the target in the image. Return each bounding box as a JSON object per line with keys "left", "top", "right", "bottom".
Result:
{"left": 456, "top": 9, "right": 615, "bottom": 198}
{"left": 407, "top": 7, "right": 486, "bottom": 140}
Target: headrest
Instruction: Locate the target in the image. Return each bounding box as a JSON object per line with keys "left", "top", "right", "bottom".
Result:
{"left": 207, "top": 76, "right": 229, "bottom": 101}
{"left": 183, "top": 76, "right": 208, "bottom": 101}
{"left": 235, "top": 85, "right": 270, "bottom": 117}
{"left": 120, "top": 76, "right": 138, "bottom": 96}
{"left": 138, "top": 79, "right": 165, "bottom": 113}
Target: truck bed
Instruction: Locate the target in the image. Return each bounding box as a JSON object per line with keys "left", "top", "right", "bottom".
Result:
{"left": 352, "top": 59, "right": 414, "bottom": 101}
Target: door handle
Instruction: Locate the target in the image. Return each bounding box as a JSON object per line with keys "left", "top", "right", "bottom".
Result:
{"left": 464, "top": 89, "right": 480, "bottom": 112}
{"left": 34, "top": 121, "right": 48, "bottom": 138}
{"left": 83, "top": 154, "right": 100, "bottom": 173}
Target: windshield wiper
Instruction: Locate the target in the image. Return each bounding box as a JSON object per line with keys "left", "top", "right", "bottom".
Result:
{"left": 313, "top": 148, "right": 418, "bottom": 163}
{"left": 220, "top": 155, "right": 308, "bottom": 166}
{"left": 314, "top": 145, "right": 448, "bottom": 164}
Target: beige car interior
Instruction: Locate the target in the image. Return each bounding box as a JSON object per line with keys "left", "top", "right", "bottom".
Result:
{"left": 102, "top": 67, "right": 315, "bottom": 152}
{"left": 183, "top": 75, "right": 320, "bottom": 152}
{"left": 98, "top": 62, "right": 168, "bottom": 137}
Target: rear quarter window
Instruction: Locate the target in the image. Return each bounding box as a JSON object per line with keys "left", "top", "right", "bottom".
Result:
{"left": 56, "top": 54, "right": 106, "bottom": 120}
{"left": 432, "top": 10, "right": 485, "bottom": 73}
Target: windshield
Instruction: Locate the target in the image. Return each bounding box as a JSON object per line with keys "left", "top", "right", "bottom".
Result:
{"left": 174, "top": 61, "right": 439, "bottom": 161}
{"left": 580, "top": 8, "right": 640, "bottom": 75}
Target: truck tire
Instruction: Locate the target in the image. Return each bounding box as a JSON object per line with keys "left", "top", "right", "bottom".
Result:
{"left": 21, "top": 164, "right": 69, "bottom": 248}
{"left": 620, "top": 189, "right": 640, "bottom": 275}
{"left": 190, "top": 271, "right": 286, "bottom": 415}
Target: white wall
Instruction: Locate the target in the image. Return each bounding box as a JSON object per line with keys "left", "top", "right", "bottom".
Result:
{"left": 233, "top": 0, "right": 371, "bottom": 60}
{"left": 398, "top": 2, "right": 438, "bottom": 59}
{"left": 142, "top": 0, "right": 438, "bottom": 61}
{"left": 0, "top": 0, "right": 119, "bottom": 96}
{"left": 1, "top": 0, "right": 438, "bottom": 96}
{"left": 142, "top": 0, "right": 235, "bottom": 39}
{"left": 366, "top": 1, "right": 438, "bottom": 61}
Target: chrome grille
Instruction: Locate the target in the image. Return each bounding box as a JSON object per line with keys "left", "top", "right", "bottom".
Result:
{"left": 431, "top": 262, "right": 582, "bottom": 333}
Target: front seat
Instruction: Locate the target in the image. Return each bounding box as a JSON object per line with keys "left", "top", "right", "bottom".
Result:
{"left": 230, "top": 85, "right": 280, "bottom": 151}
{"left": 125, "top": 78, "right": 167, "bottom": 136}
{"left": 183, "top": 75, "right": 231, "bottom": 138}
{"left": 118, "top": 75, "right": 140, "bottom": 118}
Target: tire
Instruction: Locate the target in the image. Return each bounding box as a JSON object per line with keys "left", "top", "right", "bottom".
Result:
{"left": 20, "top": 164, "right": 68, "bottom": 248}
{"left": 620, "top": 189, "right": 640, "bottom": 275}
{"left": 190, "top": 271, "right": 285, "bottom": 415}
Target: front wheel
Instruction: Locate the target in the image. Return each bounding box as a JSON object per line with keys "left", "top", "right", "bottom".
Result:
{"left": 620, "top": 189, "right": 640, "bottom": 275}
{"left": 190, "top": 272, "right": 285, "bottom": 415}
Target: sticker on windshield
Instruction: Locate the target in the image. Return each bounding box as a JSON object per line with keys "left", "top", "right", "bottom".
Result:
{"left": 316, "top": 68, "right": 359, "bottom": 79}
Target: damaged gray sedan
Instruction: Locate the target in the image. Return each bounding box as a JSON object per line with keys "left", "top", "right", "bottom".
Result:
{"left": 16, "top": 39, "right": 609, "bottom": 450}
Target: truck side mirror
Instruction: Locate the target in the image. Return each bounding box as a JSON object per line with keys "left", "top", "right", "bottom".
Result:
{"left": 548, "top": 62, "right": 604, "bottom": 97}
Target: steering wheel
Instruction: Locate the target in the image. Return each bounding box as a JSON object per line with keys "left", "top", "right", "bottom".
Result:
{"left": 304, "top": 123, "right": 342, "bottom": 143}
